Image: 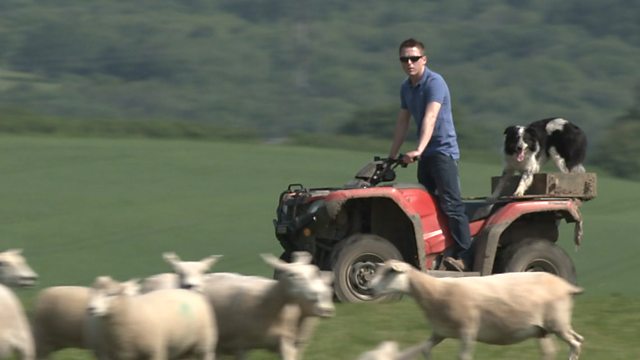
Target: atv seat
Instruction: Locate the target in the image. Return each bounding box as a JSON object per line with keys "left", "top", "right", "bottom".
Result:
{"left": 463, "top": 199, "right": 494, "bottom": 222}
{"left": 392, "top": 183, "right": 426, "bottom": 190}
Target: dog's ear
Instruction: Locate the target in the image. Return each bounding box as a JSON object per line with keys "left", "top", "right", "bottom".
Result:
{"left": 504, "top": 126, "right": 517, "bottom": 135}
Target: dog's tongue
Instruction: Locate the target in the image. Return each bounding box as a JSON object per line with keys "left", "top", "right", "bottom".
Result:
{"left": 517, "top": 150, "right": 525, "bottom": 162}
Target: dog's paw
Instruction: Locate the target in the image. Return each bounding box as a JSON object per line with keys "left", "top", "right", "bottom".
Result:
{"left": 513, "top": 190, "right": 525, "bottom": 197}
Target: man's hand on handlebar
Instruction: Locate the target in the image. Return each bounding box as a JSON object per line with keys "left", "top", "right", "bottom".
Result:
{"left": 402, "top": 150, "right": 421, "bottom": 164}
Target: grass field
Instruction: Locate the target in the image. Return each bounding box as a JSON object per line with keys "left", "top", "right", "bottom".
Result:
{"left": 1, "top": 135, "right": 639, "bottom": 359}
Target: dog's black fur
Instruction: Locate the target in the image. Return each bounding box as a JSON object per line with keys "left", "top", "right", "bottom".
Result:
{"left": 491, "top": 117, "right": 587, "bottom": 199}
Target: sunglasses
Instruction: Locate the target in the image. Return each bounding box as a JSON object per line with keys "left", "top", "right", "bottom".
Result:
{"left": 399, "top": 55, "right": 423, "bottom": 63}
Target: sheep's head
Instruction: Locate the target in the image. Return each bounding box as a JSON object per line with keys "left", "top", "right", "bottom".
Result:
{"left": 262, "top": 252, "right": 335, "bottom": 318}
{"left": 163, "top": 252, "right": 222, "bottom": 292}
{"left": 357, "top": 341, "right": 400, "bottom": 360}
{"left": 369, "top": 260, "right": 412, "bottom": 296}
{"left": 358, "top": 340, "right": 430, "bottom": 360}
{"left": 87, "top": 276, "right": 131, "bottom": 317}
{"left": 0, "top": 248, "right": 38, "bottom": 287}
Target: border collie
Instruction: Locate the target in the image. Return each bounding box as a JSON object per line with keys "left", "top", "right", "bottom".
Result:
{"left": 490, "top": 117, "right": 587, "bottom": 199}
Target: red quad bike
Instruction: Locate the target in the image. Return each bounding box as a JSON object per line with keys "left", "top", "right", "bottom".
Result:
{"left": 273, "top": 156, "right": 596, "bottom": 302}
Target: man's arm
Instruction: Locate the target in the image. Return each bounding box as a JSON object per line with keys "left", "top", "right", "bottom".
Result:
{"left": 389, "top": 109, "right": 411, "bottom": 159}
{"left": 404, "top": 101, "right": 441, "bottom": 162}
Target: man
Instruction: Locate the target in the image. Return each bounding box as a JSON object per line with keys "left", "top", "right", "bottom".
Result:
{"left": 388, "top": 38, "right": 472, "bottom": 271}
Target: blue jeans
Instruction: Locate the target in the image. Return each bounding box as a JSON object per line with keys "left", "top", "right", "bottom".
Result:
{"left": 418, "top": 153, "right": 473, "bottom": 267}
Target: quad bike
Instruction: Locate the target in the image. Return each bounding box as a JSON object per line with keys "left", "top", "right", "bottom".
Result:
{"left": 273, "top": 156, "right": 596, "bottom": 302}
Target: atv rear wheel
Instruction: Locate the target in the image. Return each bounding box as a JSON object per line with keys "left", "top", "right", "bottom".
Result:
{"left": 497, "top": 238, "right": 577, "bottom": 284}
{"left": 331, "top": 234, "right": 403, "bottom": 303}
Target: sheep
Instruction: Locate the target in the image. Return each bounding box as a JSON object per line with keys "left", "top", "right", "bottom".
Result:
{"left": 357, "top": 341, "right": 430, "bottom": 360}
{"left": 369, "top": 260, "right": 584, "bottom": 360}
{"left": 87, "top": 276, "right": 216, "bottom": 360}
{"left": 200, "top": 252, "right": 335, "bottom": 360}
{"left": 140, "top": 251, "right": 335, "bottom": 359}
{"left": 32, "top": 279, "right": 140, "bottom": 359}
{"left": 0, "top": 249, "right": 38, "bottom": 360}
{"left": 140, "top": 252, "right": 221, "bottom": 293}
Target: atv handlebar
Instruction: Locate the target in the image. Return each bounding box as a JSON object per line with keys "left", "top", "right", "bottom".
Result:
{"left": 375, "top": 154, "right": 419, "bottom": 168}
{"left": 348, "top": 155, "right": 418, "bottom": 187}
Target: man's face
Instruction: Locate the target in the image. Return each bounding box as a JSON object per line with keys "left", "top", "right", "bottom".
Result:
{"left": 399, "top": 46, "right": 426, "bottom": 77}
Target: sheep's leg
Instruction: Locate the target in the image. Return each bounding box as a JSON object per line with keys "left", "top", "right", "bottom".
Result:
{"left": 12, "top": 339, "right": 35, "bottom": 360}
{"left": 457, "top": 332, "right": 476, "bottom": 360}
{"left": 195, "top": 344, "right": 215, "bottom": 360}
{"left": 421, "top": 334, "right": 444, "bottom": 359}
{"left": 280, "top": 337, "right": 298, "bottom": 360}
{"left": 556, "top": 329, "right": 583, "bottom": 360}
{"left": 294, "top": 317, "right": 318, "bottom": 357}
{"left": 537, "top": 336, "right": 556, "bottom": 360}
{"left": 16, "top": 348, "right": 35, "bottom": 360}
{"left": 149, "top": 348, "right": 168, "bottom": 360}
{"left": 570, "top": 329, "right": 584, "bottom": 343}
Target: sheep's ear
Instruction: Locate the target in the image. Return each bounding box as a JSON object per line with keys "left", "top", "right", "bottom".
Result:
{"left": 260, "top": 253, "right": 288, "bottom": 271}
{"left": 7, "top": 248, "right": 23, "bottom": 255}
{"left": 201, "top": 255, "right": 222, "bottom": 269}
{"left": 389, "top": 260, "right": 410, "bottom": 273}
{"left": 163, "top": 252, "right": 180, "bottom": 265}
{"left": 93, "top": 275, "right": 114, "bottom": 289}
{"left": 291, "top": 251, "right": 312, "bottom": 265}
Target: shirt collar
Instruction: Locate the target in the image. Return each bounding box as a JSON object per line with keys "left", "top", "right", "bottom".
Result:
{"left": 409, "top": 67, "right": 430, "bottom": 88}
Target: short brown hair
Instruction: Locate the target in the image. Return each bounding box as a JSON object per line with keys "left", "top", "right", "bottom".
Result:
{"left": 398, "top": 38, "right": 425, "bottom": 55}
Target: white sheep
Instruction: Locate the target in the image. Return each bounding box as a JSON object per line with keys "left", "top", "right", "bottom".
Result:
{"left": 140, "top": 252, "right": 221, "bottom": 293}
{"left": 357, "top": 341, "right": 430, "bottom": 360}
{"left": 87, "top": 276, "right": 216, "bottom": 360}
{"left": 32, "top": 280, "right": 140, "bottom": 359}
{"left": 201, "top": 252, "right": 335, "bottom": 360}
{"left": 0, "top": 249, "right": 38, "bottom": 360}
{"left": 369, "top": 260, "right": 584, "bottom": 360}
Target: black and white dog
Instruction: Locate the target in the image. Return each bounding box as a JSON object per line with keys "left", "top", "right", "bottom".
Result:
{"left": 490, "top": 117, "right": 587, "bottom": 199}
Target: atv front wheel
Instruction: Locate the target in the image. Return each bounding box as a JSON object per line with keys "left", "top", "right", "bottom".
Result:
{"left": 497, "top": 238, "right": 577, "bottom": 284}
{"left": 331, "top": 234, "right": 402, "bottom": 303}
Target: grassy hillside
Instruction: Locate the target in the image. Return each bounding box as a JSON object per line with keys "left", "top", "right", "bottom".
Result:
{"left": 1, "top": 135, "right": 639, "bottom": 359}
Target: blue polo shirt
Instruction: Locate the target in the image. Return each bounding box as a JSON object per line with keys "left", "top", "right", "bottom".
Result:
{"left": 400, "top": 68, "right": 460, "bottom": 160}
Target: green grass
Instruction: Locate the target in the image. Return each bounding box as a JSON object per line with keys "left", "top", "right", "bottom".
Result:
{"left": 1, "top": 135, "right": 639, "bottom": 359}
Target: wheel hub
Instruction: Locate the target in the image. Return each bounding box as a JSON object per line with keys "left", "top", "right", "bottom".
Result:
{"left": 525, "top": 259, "right": 559, "bottom": 273}
{"left": 349, "top": 261, "right": 377, "bottom": 296}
